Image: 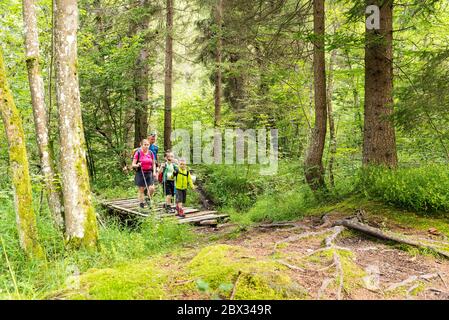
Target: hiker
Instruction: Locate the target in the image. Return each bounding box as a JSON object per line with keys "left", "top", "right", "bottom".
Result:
{"left": 148, "top": 132, "right": 159, "bottom": 166}
{"left": 173, "top": 158, "right": 195, "bottom": 217}
{"left": 159, "top": 151, "right": 178, "bottom": 213}
{"left": 132, "top": 139, "right": 157, "bottom": 208}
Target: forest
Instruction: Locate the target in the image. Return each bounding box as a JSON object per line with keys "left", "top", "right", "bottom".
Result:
{"left": 1, "top": 0, "right": 449, "bottom": 300}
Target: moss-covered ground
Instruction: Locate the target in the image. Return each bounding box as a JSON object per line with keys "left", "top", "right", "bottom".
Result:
{"left": 43, "top": 197, "right": 449, "bottom": 300}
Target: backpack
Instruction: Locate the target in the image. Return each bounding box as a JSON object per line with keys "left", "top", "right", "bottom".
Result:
{"left": 159, "top": 162, "right": 174, "bottom": 183}
{"left": 132, "top": 149, "right": 141, "bottom": 172}
{"left": 174, "top": 167, "right": 190, "bottom": 180}
{"left": 158, "top": 170, "right": 163, "bottom": 183}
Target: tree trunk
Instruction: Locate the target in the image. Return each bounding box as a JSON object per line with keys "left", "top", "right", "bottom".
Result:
{"left": 0, "top": 50, "right": 44, "bottom": 258}
{"left": 327, "top": 48, "right": 337, "bottom": 189}
{"left": 214, "top": 0, "right": 223, "bottom": 128}
{"left": 363, "top": 0, "right": 397, "bottom": 167}
{"left": 164, "top": 0, "right": 173, "bottom": 151}
{"left": 304, "top": 0, "right": 327, "bottom": 192}
{"left": 54, "top": 0, "right": 97, "bottom": 248}
{"left": 133, "top": 42, "right": 150, "bottom": 148}
{"left": 344, "top": 50, "right": 363, "bottom": 137}
{"left": 226, "top": 53, "right": 246, "bottom": 114}
{"left": 22, "top": 0, "right": 64, "bottom": 228}
{"left": 133, "top": 0, "right": 151, "bottom": 148}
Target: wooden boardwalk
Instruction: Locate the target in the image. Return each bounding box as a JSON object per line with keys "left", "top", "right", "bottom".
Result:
{"left": 102, "top": 198, "right": 229, "bottom": 225}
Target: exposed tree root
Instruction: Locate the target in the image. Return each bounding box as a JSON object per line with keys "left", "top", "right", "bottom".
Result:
{"left": 317, "top": 278, "right": 332, "bottom": 299}
{"left": 319, "top": 212, "right": 332, "bottom": 228}
{"left": 276, "top": 260, "right": 305, "bottom": 272}
{"left": 333, "top": 250, "right": 344, "bottom": 300}
{"left": 333, "top": 218, "right": 449, "bottom": 259}
{"left": 386, "top": 273, "right": 439, "bottom": 292}
{"left": 274, "top": 229, "right": 332, "bottom": 250}
{"left": 298, "top": 226, "right": 350, "bottom": 300}
{"left": 270, "top": 209, "right": 449, "bottom": 300}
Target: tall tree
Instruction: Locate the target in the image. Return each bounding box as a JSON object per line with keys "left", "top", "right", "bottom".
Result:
{"left": 22, "top": 0, "right": 64, "bottom": 228}
{"left": 363, "top": 0, "right": 397, "bottom": 167}
{"left": 164, "top": 0, "right": 174, "bottom": 150}
{"left": 0, "top": 50, "right": 44, "bottom": 258}
{"left": 133, "top": 0, "right": 151, "bottom": 148}
{"left": 54, "top": 0, "right": 97, "bottom": 248}
{"left": 327, "top": 47, "right": 337, "bottom": 188}
{"left": 304, "top": 0, "right": 327, "bottom": 191}
{"left": 213, "top": 0, "right": 223, "bottom": 128}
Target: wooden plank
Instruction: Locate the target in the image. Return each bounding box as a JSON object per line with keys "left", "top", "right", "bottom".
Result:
{"left": 102, "top": 197, "right": 134, "bottom": 204}
{"left": 178, "top": 214, "right": 229, "bottom": 224}
{"left": 160, "top": 210, "right": 216, "bottom": 219}
{"left": 106, "top": 204, "right": 149, "bottom": 217}
{"left": 104, "top": 198, "right": 139, "bottom": 204}
{"left": 103, "top": 198, "right": 227, "bottom": 226}
{"left": 107, "top": 199, "right": 141, "bottom": 206}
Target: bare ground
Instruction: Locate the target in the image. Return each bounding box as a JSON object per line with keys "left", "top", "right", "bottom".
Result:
{"left": 196, "top": 213, "right": 449, "bottom": 300}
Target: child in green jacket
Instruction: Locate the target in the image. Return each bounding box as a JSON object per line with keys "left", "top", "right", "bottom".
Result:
{"left": 160, "top": 151, "right": 178, "bottom": 213}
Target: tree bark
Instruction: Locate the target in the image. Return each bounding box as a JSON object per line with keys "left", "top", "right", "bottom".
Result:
{"left": 0, "top": 50, "right": 44, "bottom": 258}
{"left": 344, "top": 50, "right": 363, "bottom": 137}
{"left": 327, "top": 48, "right": 337, "bottom": 188}
{"left": 164, "top": 0, "right": 173, "bottom": 151}
{"left": 133, "top": 0, "right": 151, "bottom": 148}
{"left": 54, "top": 0, "right": 97, "bottom": 248}
{"left": 363, "top": 0, "right": 397, "bottom": 167}
{"left": 214, "top": 0, "right": 223, "bottom": 128}
{"left": 304, "top": 0, "right": 327, "bottom": 191}
{"left": 22, "top": 0, "right": 64, "bottom": 228}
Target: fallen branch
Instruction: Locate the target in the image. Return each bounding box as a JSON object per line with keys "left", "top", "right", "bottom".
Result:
{"left": 334, "top": 219, "right": 449, "bottom": 260}
{"left": 426, "top": 287, "right": 448, "bottom": 294}
{"left": 230, "top": 271, "right": 242, "bottom": 300}
{"left": 438, "top": 272, "right": 448, "bottom": 289}
{"left": 258, "top": 222, "right": 303, "bottom": 229}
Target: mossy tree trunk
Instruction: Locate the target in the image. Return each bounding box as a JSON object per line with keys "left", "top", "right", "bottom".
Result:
{"left": 304, "top": 0, "right": 327, "bottom": 192}
{"left": 23, "top": 0, "right": 64, "bottom": 229}
{"left": 0, "top": 50, "right": 44, "bottom": 259}
{"left": 54, "top": 0, "right": 98, "bottom": 248}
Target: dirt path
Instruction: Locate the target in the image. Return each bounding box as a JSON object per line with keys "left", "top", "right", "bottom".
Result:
{"left": 197, "top": 214, "right": 449, "bottom": 300}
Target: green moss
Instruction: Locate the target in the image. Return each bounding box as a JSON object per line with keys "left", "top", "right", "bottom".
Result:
{"left": 234, "top": 272, "right": 307, "bottom": 300}
{"left": 187, "top": 244, "right": 308, "bottom": 299}
{"left": 0, "top": 50, "right": 44, "bottom": 259}
{"left": 70, "top": 260, "right": 168, "bottom": 300}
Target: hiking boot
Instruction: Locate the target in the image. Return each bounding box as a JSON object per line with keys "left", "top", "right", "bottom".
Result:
{"left": 177, "top": 207, "right": 185, "bottom": 218}
{"left": 145, "top": 197, "right": 153, "bottom": 209}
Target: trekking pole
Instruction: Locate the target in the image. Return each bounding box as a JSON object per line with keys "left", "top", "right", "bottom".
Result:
{"left": 140, "top": 165, "right": 152, "bottom": 210}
